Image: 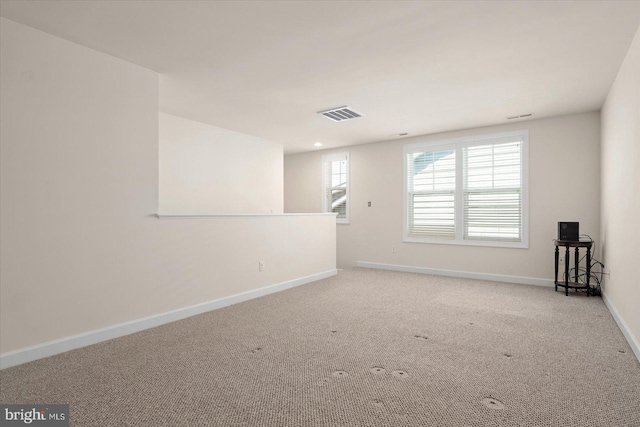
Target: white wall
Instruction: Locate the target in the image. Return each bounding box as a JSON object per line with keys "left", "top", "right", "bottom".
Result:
{"left": 0, "top": 16, "right": 158, "bottom": 354}
{"left": 160, "top": 113, "right": 283, "bottom": 214}
{"left": 0, "top": 18, "right": 335, "bottom": 360}
{"left": 285, "top": 112, "right": 601, "bottom": 281}
{"left": 601, "top": 27, "right": 640, "bottom": 356}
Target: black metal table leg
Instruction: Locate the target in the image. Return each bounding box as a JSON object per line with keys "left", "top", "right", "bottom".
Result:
{"left": 574, "top": 248, "right": 579, "bottom": 283}
{"left": 565, "top": 246, "right": 570, "bottom": 296}
{"left": 554, "top": 246, "right": 559, "bottom": 292}
{"left": 586, "top": 246, "right": 591, "bottom": 297}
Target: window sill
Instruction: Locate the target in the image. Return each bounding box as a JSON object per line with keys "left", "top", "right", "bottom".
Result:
{"left": 403, "top": 236, "right": 528, "bottom": 249}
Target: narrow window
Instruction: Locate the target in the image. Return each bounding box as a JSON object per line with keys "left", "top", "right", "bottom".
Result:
{"left": 322, "top": 152, "right": 349, "bottom": 224}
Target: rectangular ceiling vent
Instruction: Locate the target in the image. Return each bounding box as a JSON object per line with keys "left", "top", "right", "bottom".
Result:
{"left": 507, "top": 113, "right": 534, "bottom": 120}
{"left": 318, "top": 106, "right": 364, "bottom": 122}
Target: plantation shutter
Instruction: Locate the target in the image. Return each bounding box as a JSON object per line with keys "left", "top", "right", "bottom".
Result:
{"left": 407, "top": 148, "right": 456, "bottom": 239}
{"left": 463, "top": 139, "right": 522, "bottom": 242}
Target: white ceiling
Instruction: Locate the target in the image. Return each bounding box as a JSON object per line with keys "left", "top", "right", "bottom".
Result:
{"left": 2, "top": 1, "right": 639, "bottom": 154}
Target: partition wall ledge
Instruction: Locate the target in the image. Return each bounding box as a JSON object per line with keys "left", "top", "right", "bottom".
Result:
{"left": 156, "top": 213, "right": 338, "bottom": 219}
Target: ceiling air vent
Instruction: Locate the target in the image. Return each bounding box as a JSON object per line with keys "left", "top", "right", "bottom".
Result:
{"left": 318, "top": 106, "right": 364, "bottom": 122}
{"left": 507, "top": 113, "right": 534, "bottom": 120}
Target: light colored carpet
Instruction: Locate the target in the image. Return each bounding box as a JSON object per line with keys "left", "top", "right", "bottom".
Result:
{"left": 1, "top": 268, "right": 639, "bottom": 426}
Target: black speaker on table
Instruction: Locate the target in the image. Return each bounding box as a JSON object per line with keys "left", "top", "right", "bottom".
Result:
{"left": 558, "top": 222, "right": 579, "bottom": 241}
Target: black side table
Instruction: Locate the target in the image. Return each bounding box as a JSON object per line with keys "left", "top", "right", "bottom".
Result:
{"left": 554, "top": 240, "right": 593, "bottom": 296}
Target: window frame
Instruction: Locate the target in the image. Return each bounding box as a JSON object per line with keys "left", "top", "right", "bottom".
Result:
{"left": 403, "top": 130, "right": 528, "bottom": 248}
{"left": 322, "top": 151, "right": 350, "bottom": 224}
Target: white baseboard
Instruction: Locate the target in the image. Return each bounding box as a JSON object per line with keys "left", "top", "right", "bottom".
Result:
{"left": 0, "top": 269, "right": 337, "bottom": 370}
{"left": 602, "top": 292, "right": 640, "bottom": 363}
{"left": 355, "top": 261, "right": 554, "bottom": 287}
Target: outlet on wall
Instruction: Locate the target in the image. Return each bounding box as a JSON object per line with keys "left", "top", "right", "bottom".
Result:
{"left": 259, "top": 261, "right": 265, "bottom": 272}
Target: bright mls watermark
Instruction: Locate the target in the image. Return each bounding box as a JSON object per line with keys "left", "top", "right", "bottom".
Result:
{"left": 1, "top": 405, "right": 69, "bottom": 426}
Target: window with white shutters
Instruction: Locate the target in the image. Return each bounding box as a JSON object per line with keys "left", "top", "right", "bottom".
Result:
{"left": 407, "top": 148, "right": 456, "bottom": 239}
{"left": 404, "top": 131, "right": 528, "bottom": 247}
{"left": 322, "top": 152, "right": 349, "bottom": 224}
